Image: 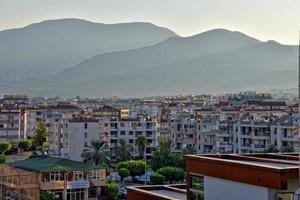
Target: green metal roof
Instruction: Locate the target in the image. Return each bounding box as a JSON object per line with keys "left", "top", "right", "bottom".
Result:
{"left": 9, "top": 156, "right": 104, "bottom": 172}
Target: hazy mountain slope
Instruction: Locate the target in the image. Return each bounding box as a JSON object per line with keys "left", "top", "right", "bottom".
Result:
{"left": 0, "top": 18, "right": 177, "bottom": 85}
{"left": 5, "top": 29, "right": 297, "bottom": 97}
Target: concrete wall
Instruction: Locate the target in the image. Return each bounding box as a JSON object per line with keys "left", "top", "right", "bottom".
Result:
{"left": 204, "top": 176, "right": 273, "bottom": 200}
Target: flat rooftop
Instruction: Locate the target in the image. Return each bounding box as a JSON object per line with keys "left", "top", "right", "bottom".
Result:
{"left": 184, "top": 153, "right": 299, "bottom": 190}
{"left": 127, "top": 184, "right": 186, "bottom": 200}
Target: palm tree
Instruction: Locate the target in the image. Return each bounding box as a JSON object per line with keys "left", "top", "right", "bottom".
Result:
{"left": 116, "top": 138, "right": 133, "bottom": 161}
{"left": 136, "top": 135, "right": 147, "bottom": 158}
{"left": 158, "top": 136, "right": 172, "bottom": 152}
{"left": 81, "top": 139, "right": 110, "bottom": 165}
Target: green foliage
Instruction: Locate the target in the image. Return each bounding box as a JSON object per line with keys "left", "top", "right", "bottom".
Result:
{"left": 264, "top": 144, "right": 279, "bottom": 153}
{"left": 117, "top": 160, "right": 146, "bottom": 177}
{"left": 150, "top": 173, "right": 165, "bottom": 185}
{"left": 104, "top": 181, "right": 120, "bottom": 200}
{"left": 182, "top": 145, "right": 196, "bottom": 154}
{"left": 81, "top": 139, "right": 110, "bottom": 165}
{"left": 0, "top": 142, "right": 12, "bottom": 155}
{"left": 282, "top": 146, "right": 295, "bottom": 153}
{"left": 19, "top": 139, "right": 33, "bottom": 151}
{"left": 118, "top": 168, "right": 130, "bottom": 181}
{"left": 0, "top": 154, "right": 7, "bottom": 164}
{"left": 156, "top": 166, "right": 185, "bottom": 183}
{"left": 114, "top": 138, "right": 133, "bottom": 161}
{"left": 136, "top": 135, "right": 147, "bottom": 158}
{"left": 32, "top": 120, "right": 48, "bottom": 148}
{"left": 150, "top": 137, "right": 185, "bottom": 171}
{"left": 40, "top": 191, "right": 57, "bottom": 200}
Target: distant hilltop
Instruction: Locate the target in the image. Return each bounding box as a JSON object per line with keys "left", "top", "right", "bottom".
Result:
{"left": 0, "top": 18, "right": 298, "bottom": 97}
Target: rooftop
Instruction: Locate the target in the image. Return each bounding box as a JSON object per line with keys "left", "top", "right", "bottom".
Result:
{"left": 184, "top": 153, "right": 299, "bottom": 190}
{"left": 127, "top": 184, "right": 186, "bottom": 200}
{"left": 9, "top": 156, "right": 104, "bottom": 172}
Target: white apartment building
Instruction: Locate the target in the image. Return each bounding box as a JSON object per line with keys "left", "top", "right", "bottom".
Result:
{"left": 0, "top": 108, "right": 27, "bottom": 146}
{"left": 100, "top": 117, "right": 159, "bottom": 158}
{"left": 169, "top": 117, "right": 198, "bottom": 152}
{"left": 47, "top": 116, "right": 159, "bottom": 161}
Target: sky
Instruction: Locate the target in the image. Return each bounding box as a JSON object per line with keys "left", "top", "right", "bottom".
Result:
{"left": 1, "top": 0, "right": 299, "bottom": 45}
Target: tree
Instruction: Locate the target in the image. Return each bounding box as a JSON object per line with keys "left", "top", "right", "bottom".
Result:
{"left": 264, "top": 144, "right": 279, "bottom": 153}
{"left": 40, "top": 191, "right": 57, "bottom": 200}
{"left": 150, "top": 137, "right": 185, "bottom": 171}
{"left": 118, "top": 168, "right": 130, "bottom": 181}
{"left": 115, "top": 139, "right": 133, "bottom": 161}
{"left": 282, "top": 146, "right": 295, "bottom": 153}
{"left": 32, "top": 120, "right": 48, "bottom": 148}
{"left": 150, "top": 173, "right": 165, "bottom": 185}
{"left": 81, "top": 139, "right": 110, "bottom": 165}
{"left": 117, "top": 160, "right": 146, "bottom": 178}
{"left": 182, "top": 145, "right": 196, "bottom": 154}
{"left": 18, "top": 139, "right": 32, "bottom": 151}
{"left": 0, "top": 154, "right": 6, "bottom": 164}
{"left": 104, "top": 180, "right": 120, "bottom": 200}
{"left": 136, "top": 135, "right": 147, "bottom": 158}
{"left": 0, "top": 142, "right": 12, "bottom": 155}
{"left": 157, "top": 166, "right": 185, "bottom": 183}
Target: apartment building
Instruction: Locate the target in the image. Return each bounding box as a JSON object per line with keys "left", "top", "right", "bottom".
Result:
{"left": 100, "top": 117, "right": 159, "bottom": 158}
{"left": 169, "top": 117, "right": 198, "bottom": 152}
{"left": 0, "top": 107, "right": 27, "bottom": 145}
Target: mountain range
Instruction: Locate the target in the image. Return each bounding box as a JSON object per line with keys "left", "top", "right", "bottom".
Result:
{"left": 0, "top": 19, "right": 298, "bottom": 97}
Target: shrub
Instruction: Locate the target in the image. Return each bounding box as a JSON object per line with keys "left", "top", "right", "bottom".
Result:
{"left": 40, "top": 191, "right": 57, "bottom": 200}
{"left": 118, "top": 168, "right": 130, "bottom": 181}
{"left": 0, "top": 142, "right": 12, "bottom": 155}
{"left": 19, "top": 139, "right": 32, "bottom": 151}
{"left": 150, "top": 173, "right": 165, "bottom": 185}
{"left": 104, "top": 181, "right": 120, "bottom": 200}
{"left": 0, "top": 154, "right": 6, "bottom": 164}
{"left": 157, "top": 166, "right": 185, "bottom": 183}
{"left": 117, "top": 160, "right": 146, "bottom": 178}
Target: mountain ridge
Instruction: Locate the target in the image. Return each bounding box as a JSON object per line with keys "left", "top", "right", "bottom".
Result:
{"left": 3, "top": 27, "right": 297, "bottom": 97}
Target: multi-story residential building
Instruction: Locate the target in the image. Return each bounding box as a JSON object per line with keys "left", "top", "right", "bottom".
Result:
{"left": 197, "top": 115, "right": 218, "bottom": 154}
{"left": 0, "top": 107, "right": 27, "bottom": 145}
{"left": 25, "top": 106, "right": 46, "bottom": 138}
{"left": 100, "top": 117, "right": 159, "bottom": 158}
{"left": 169, "top": 117, "right": 198, "bottom": 152}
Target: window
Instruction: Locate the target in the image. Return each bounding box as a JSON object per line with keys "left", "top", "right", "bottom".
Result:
{"left": 84, "top": 142, "right": 88, "bottom": 147}
{"left": 45, "top": 172, "right": 64, "bottom": 182}
{"left": 189, "top": 175, "right": 204, "bottom": 200}
{"left": 129, "top": 131, "right": 134, "bottom": 135}
{"left": 84, "top": 123, "right": 88, "bottom": 129}
{"left": 89, "top": 169, "right": 105, "bottom": 180}
{"left": 73, "top": 171, "right": 85, "bottom": 181}
{"left": 84, "top": 132, "right": 88, "bottom": 138}
{"left": 120, "top": 131, "right": 126, "bottom": 135}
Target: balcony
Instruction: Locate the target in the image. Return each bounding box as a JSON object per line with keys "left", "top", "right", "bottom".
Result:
{"left": 40, "top": 181, "right": 65, "bottom": 190}
{"left": 183, "top": 138, "right": 196, "bottom": 144}
{"left": 216, "top": 131, "right": 231, "bottom": 137}
{"left": 281, "top": 135, "right": 298, "bottom": 142}
{"left": 253, "top": 144, "right": 266, "bottom": 150}
{"left": 240, "top": 144, "right": 251, "bottom": 150}
{"left": 240, "top": 132, "right": 251, "bottom": 138}
{"left": 253, "top": 132, "right": 270, "bottom": 140}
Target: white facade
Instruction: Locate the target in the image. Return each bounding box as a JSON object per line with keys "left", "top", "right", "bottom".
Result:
{"left": 204, "top": 176, "right": 276, "bottom": 200}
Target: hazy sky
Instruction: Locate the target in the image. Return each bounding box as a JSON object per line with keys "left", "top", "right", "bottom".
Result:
{"left": 1, "top": 0, "right": 299, "bottom": 44}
